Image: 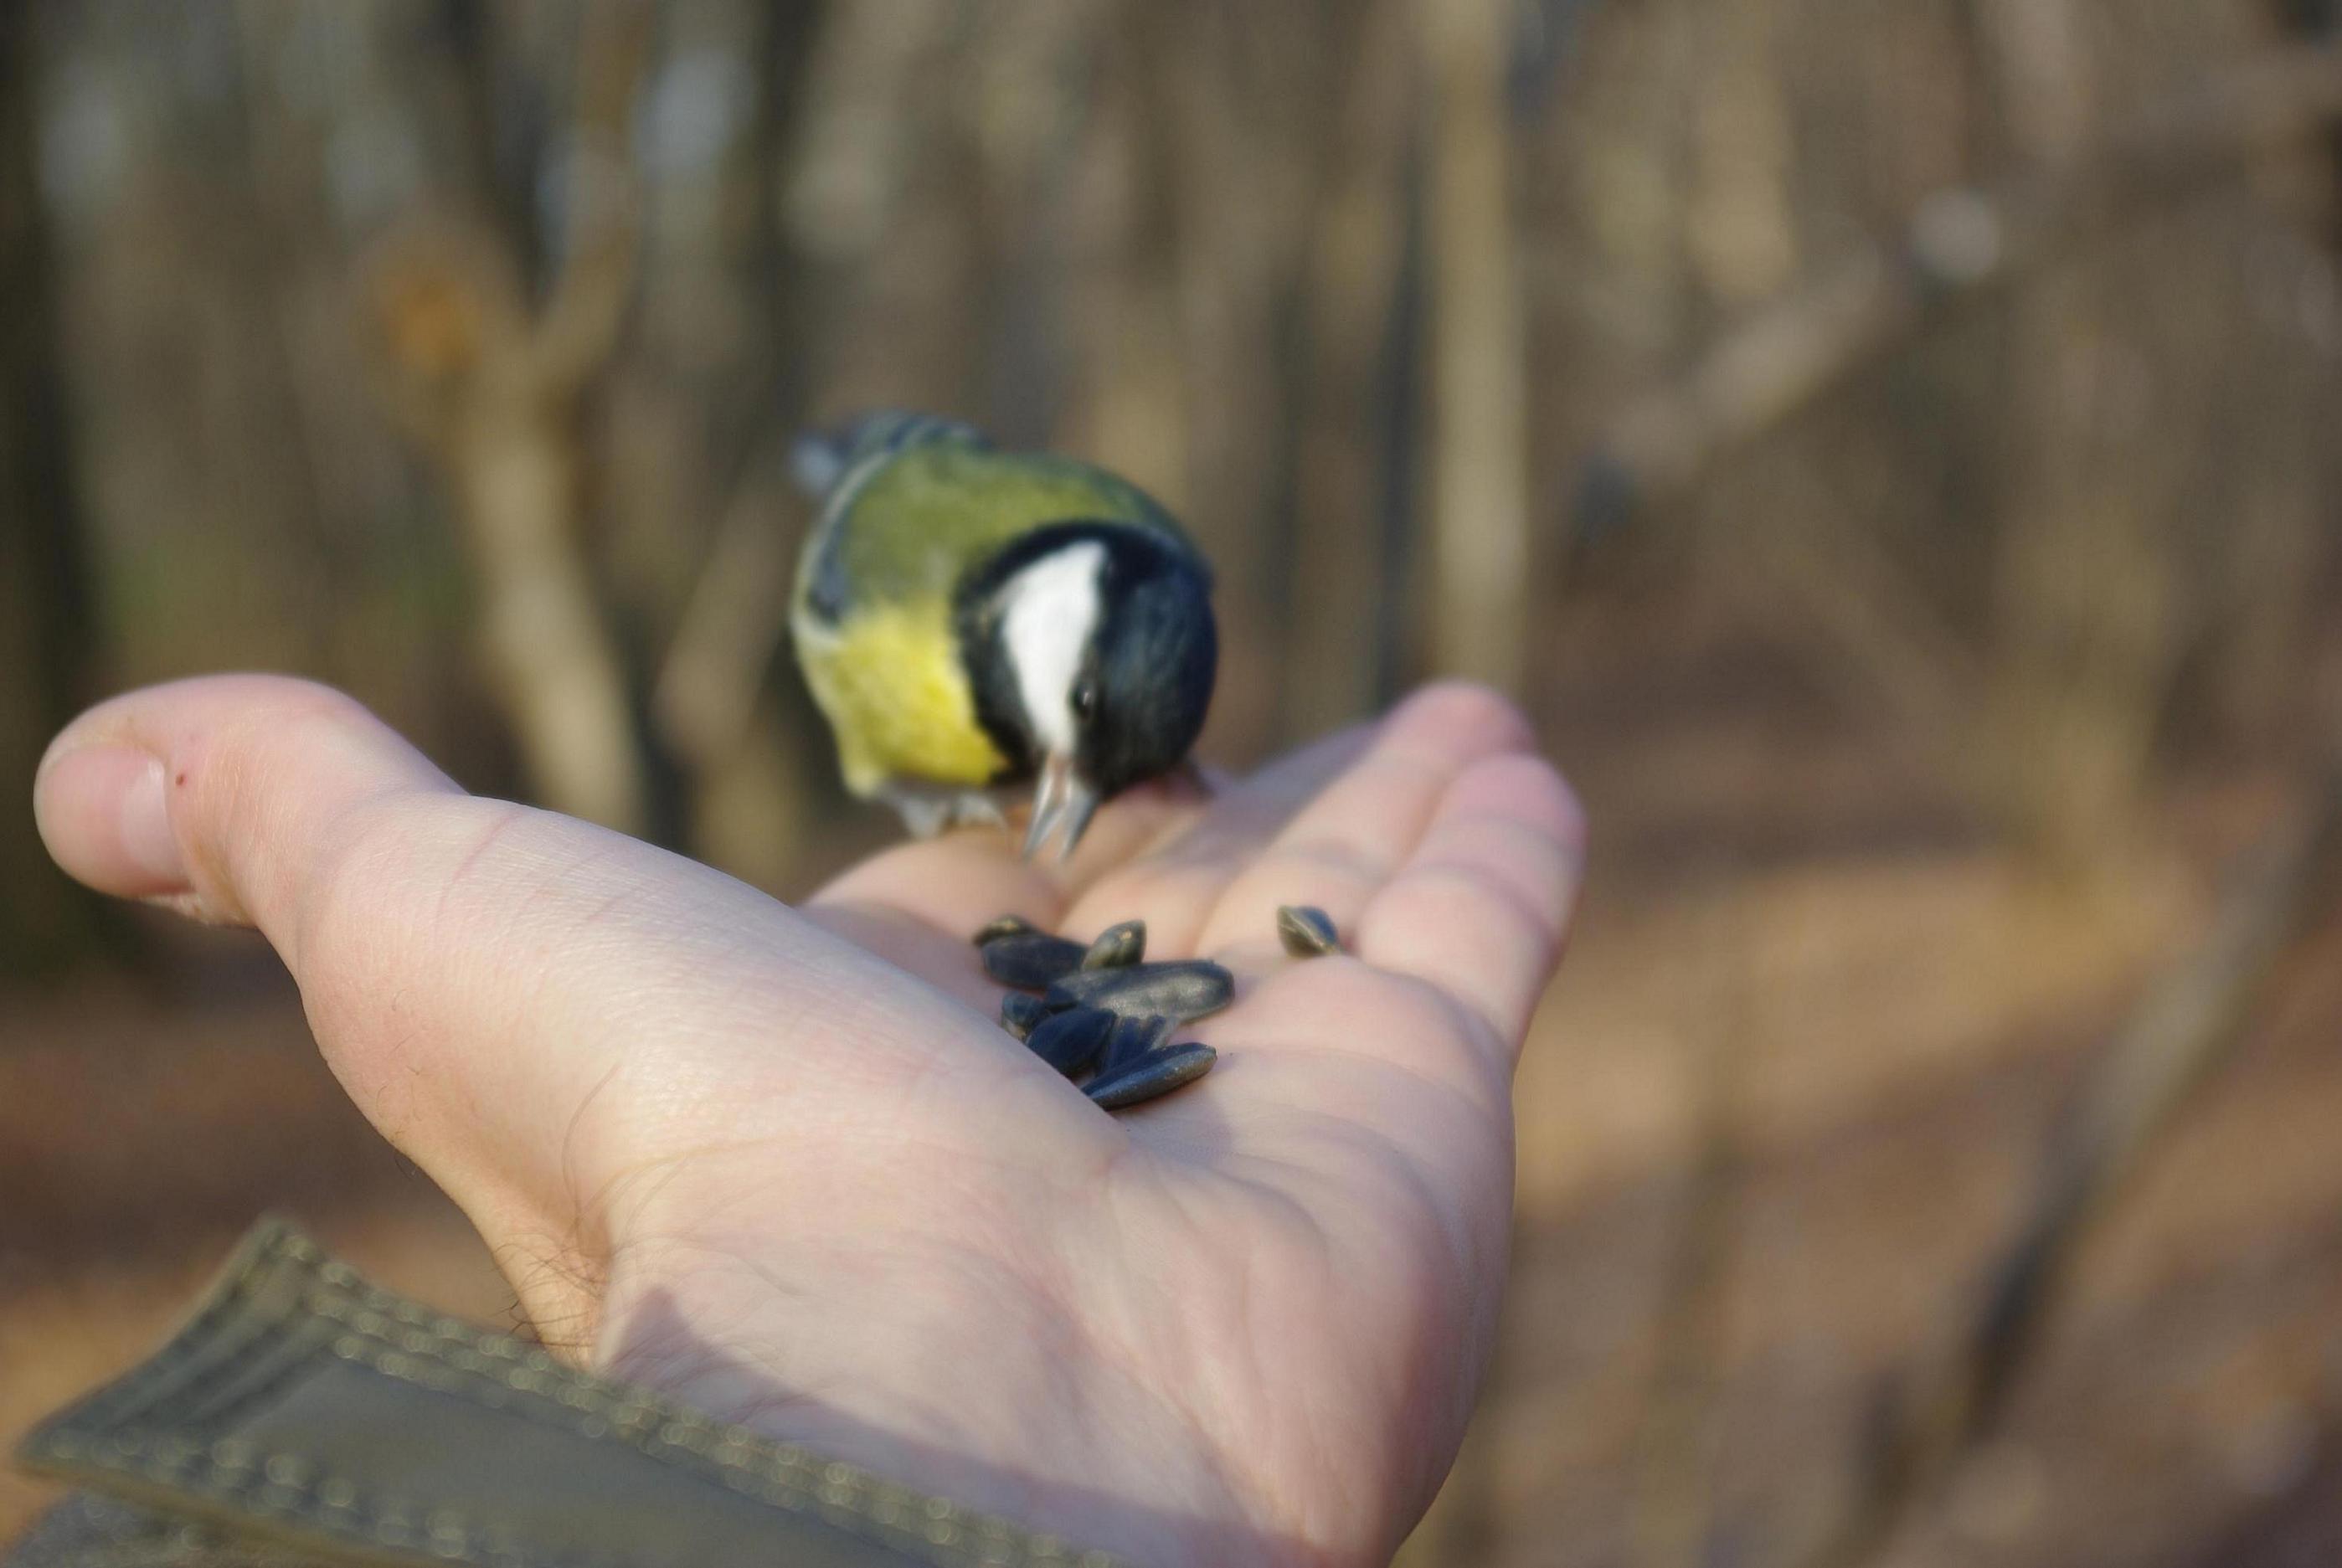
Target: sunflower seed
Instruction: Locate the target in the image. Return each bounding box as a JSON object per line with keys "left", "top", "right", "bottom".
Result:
{"left": 1043, "top": 959, "right": 1235, "bottom": 1023}
{"left": 973, "top": 913, "right": 1040, "bottom": 947}
{"left": 1100, "top": 1013, "right": 1175, "bottom": 1076}
{"left": 1276, "top": 904, "right": 1341, "bottom": 958}
{"left": 1025, "top": 1005, "right": 1116, "bottom": 1077}
{"left": 1085, "top": 1041, "right": 1217, "bottom": 1110}
{"left": 1000, "top": 990, "right": 1053, "bottom": 1041}
{"left": 981, "top": 932, "right": 1089, "bottom": 990}
{"left": 1081, "top": 919, "right": 1147, "bottom": 970}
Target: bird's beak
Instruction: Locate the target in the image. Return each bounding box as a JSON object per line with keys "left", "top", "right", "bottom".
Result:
{"left": 1022, "top": 753, "right": 1100, "bottom": 861}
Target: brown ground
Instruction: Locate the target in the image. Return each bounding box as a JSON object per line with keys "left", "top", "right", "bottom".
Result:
{"left": 6, "top": 592, "right": 2339, "bottom": 1566}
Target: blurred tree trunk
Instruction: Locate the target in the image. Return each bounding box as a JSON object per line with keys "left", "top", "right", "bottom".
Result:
{"left": 0, "top": 3, "right": 103, "bottom": 976}
{"left": 1063, "top": 13, "right": 1192, "bottom": 536}
{"left": 1684, "top": 1, "right": 1799, "bottom": 311}
{"left": 371, "top": 7, "right": 652, "bottom": 837}
{"left": 643, "top": 0, "right": 827, "bottom": 888}
{"left": 1149, "top": 2, "right": 1317, "bottom": 763}
{"left": 1286, "top": 0, "right": 1418, "bottom": 736}
{"left": 1978, "top": 0, "right": 2177, "bottom": 884}
{"left": 1419, "top": 0, "right": 1529, "bottom": 697}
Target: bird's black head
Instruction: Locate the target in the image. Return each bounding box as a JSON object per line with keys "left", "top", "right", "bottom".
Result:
{"left": 956, "top": 521, "right": 1217, "bottom": 854}
{"left": 1077, "top": 532, "right": 1218, "bottom": 796}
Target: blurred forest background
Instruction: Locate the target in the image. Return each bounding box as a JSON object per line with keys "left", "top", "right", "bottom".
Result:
{"left": 7, "top": 2, "right": 2342, "bottom": 1565}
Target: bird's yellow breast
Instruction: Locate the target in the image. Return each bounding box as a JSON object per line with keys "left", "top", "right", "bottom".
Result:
{"left": 795, "top": 602, "right": 1009, "bottom": 796}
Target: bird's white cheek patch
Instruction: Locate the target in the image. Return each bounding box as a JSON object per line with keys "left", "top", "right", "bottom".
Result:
{"left": 1000, "top": 542, "right": 1106, "bottom": 755}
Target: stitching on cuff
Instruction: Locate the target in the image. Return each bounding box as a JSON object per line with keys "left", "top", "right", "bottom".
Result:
{"left": 23, "top": 1434, "right": 553, "bottom": 1568}
{"left": 27, "top": 1223, "right": 1125, "bottom": 1568}
{"left": 297, "top": 1278, "right": 1104, "bottom": 1568}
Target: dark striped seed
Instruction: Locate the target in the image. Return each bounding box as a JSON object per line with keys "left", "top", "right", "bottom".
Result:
{"left": 1000, "top": 990, "right": 1053, "bottom": 1041}
{"left": 1085, "top": 1041, "right": 1217, "bottom": 1110}
{"left": 981, "top": 932, "right": 1089, "bottom": 990}
{"left": 973, "top": 913, "right": 1039, "bottom": 947}
{"left": 1276, "top": 904, "right": 1341, "bottom": 958}
{"left": 1081, "top": 919, "right": 1146, "bottom": 970}
{"left": 1025, "top": 1006, "right": 1117, "bottom": 1077}
{"left": 1043, "top": 959, "right": 1235, "bottom": 1024}
{"left": 1100, "top": 1013, "right": 1175, "bottom": 1077}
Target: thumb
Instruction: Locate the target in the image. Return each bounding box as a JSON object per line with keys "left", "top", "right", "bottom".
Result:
{"left": 32, "top": 675, "right": 1043, "bottom": 1340}
{"left": 35, "top": 674, "right": 457, "bottom": 947}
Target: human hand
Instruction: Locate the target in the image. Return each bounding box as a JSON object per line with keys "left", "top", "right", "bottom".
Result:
{"left": 34, "top": 676, "right": 1582, "bottom": 1568}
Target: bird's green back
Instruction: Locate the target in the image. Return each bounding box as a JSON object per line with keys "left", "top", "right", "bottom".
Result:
{"left": 796, "top": 442, "right": 1196, "bottom": 626}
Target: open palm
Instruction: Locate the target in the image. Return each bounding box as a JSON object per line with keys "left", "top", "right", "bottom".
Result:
{"left": 35, "top": 677, "right": 1582, "bottom": 1568}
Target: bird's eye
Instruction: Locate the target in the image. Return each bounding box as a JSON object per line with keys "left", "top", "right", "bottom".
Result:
{"left": 1072, "top": 682, "right": 1099, "bottom": 722}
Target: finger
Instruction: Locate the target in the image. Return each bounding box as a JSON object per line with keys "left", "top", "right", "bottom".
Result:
{"left": 808, "top": 684, "right": 1514, "bottom": 981}
{"left": 1041, "top": 753, "right": 1336, "bottom": 950}
{"left": 1183, "top": 683, "right": 1539, "bottom": 957}
{"left": 807, "top": 718, "right": 1367, "bottom": 973}
{"left": 809, "top": 772, "right": 1205, "bottom": 947}
{"left": 1042, "top": 713, "right": 1384, "bottom": 949}
{"left": 803, "top": 775, "right": 1215, "bottom": 1008}
{"left": 1125, "top": 749, "right": 1579, "bottom": 1257}
{"left": 1106, "top": 721, "right": 1378, "bottom": 886}
{"left": 1356, "top": 750, "right": 1585, "bottom": 1051}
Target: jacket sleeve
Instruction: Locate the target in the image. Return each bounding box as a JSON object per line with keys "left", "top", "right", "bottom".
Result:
{"left": 10, "top": 1218, "right": 1121, "bottom": 1568}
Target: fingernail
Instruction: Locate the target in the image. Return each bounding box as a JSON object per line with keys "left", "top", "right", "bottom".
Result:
{"left": 119, "top": 755, "right": 188, "bottom": 883}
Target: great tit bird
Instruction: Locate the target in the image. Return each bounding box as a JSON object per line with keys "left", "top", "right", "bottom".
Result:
{"left": 789, "top": 412, "right": 1217, "bottom": 858}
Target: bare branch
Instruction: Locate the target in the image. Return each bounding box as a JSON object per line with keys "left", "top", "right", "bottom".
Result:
{"left": 1584, "top": 40, "right": 2342, "bottom": 518}
{"left": 530, "top": 3, "right": 651, "bottom": 398}
{"left": 355, "top": 14, "right": 658, "bottom": 838}
{"left": 1708, "top": 467, "right": 1986, "bottom": 766}
{"left": 1786, "top": 753, "right": 2342, "bottom": 1568}
{"left": 348, "top": 8, "right": 661, "bottom": 836}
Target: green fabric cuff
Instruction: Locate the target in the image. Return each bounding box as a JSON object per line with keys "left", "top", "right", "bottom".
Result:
{"left": 14, "top": 1219, "right": 1119, "bottom": 1568}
